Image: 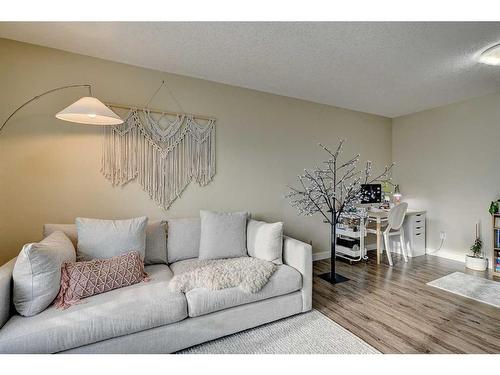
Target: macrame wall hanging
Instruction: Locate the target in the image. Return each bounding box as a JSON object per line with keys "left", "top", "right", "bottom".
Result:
{"left": 101, "top": 81, "right": 216, "bottom": 209}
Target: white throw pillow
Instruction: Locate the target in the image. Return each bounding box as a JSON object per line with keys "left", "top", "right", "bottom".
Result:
{"left": 198, "top": 211, "right": 248, "bottom": 260}
{"left": 75, "top": 216, "right": 148, "bottom": 261}
{"left": 247, "top": 219, "right": 283, "bottom": 264}
{"left": 13, "top": 231, "right": 76, "bottom": 317}
{"left": 167, "top": 218, "right": 201, "bottom": 263}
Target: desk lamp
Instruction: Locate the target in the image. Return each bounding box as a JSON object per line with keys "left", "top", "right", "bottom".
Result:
{"left": 393, "top": 184, "right": 402, "bottom": 204}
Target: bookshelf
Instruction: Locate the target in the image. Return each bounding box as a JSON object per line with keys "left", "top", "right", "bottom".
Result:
{"left": 492, "top": 214, "right": 500, "bottom": 277}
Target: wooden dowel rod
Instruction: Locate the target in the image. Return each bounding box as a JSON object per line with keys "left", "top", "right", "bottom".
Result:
{"left": 105, "top": 102, "right": 216, "bottom": 121}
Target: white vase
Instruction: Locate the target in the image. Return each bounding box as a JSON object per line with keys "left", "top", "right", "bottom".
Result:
{"left": 465, "top": 255, "right": 488, "bottom": 271}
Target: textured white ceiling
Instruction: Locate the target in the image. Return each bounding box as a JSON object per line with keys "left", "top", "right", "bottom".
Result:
{"left": 1, "top": 22, "right": 499, "bottom": 117}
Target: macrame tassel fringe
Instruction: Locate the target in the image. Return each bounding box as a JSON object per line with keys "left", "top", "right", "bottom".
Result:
{"left": 101, "top": 109, "right": 216, "bottom": 209}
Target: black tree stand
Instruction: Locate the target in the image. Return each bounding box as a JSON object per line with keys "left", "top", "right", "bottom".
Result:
{"left": 319, "top": 209, "right": 350, "bottom": 284}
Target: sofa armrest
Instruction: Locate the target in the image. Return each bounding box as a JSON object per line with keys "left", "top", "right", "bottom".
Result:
{"left": 0, "top": 258, "right": 16, "bottom": 329}
{"left": 283, "top": 236, "right": 312, "bottom": 312}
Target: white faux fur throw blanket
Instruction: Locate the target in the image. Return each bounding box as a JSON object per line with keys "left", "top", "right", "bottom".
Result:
{"left": 169, "top": 257, "right": 278, "bottom": 294}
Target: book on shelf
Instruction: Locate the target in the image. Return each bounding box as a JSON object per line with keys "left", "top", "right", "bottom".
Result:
{"left": 496, "top": 217, "right": 500, "bottom": 227}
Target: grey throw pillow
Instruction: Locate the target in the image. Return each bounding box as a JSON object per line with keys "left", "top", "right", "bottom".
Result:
{"left": 144, "top": 221, "right": 167, "bottom": 265}
{"left": 44, "top": 221, "right": 165, "bottom": 265}
{"left": 167, "top": 218, "right": 201, "bottom": 263}
{"left": 247, "top": 219, "right": 283, "bottom": 264}
{"left": 43, "top": 223, "right": 78, "bottom": 247}
{"left": 199, "top": 211, "right": 248, "bottom": 260}
{"left": 13, "top": 231, "right": 76, "bottom": 316}
{"left": 76, "top": 216, "right": 148, "bottom": 261}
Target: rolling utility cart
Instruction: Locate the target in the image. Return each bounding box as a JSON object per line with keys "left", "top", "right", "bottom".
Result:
{"left": 335, "top": 214, "right": 369, "bottom": 264}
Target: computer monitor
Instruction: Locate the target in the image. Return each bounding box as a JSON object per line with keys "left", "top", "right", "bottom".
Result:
{"left": 360, "top": 184, "right": 382, "bottom": 204}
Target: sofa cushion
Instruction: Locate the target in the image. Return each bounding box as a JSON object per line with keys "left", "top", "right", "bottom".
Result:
{"left": 198, "top": 210, "right": 248, "bottom": 260}
{"left": 170, "top": 259, "right": 302, "bottom": 317}
{"left": 76, "top": 216, "right": 148, "bottom": 261}
{"left": 13, "top": 231, "right": 76, "bottom": 317}
{"left": 167, "top": 218, "right": 201, "bottom": 263}
{"left": 44, "top": 222, "right": 168, "bottom": 265}
{"left": 0, "top": 265, "right": 187, "bottom": 354}
{"left": 43, "top": 224, "right": 78, "bottom": 247}
{"left": 145, "top": 221, "right": 167, "bottom": 265}
{"left": 247, "top": 219, "right": 283, "bottom": 264}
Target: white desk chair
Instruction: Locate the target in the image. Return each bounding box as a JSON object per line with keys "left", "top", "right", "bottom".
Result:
{"left": 382, "top": 202, "right": 408, "bottom": 266}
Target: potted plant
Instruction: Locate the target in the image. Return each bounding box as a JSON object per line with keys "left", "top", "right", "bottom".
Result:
{"left": 465, "top": 223, "right": 488, "bottom": 271}
{"left": 488, "top": 201, "right": 499, "bottom": 215}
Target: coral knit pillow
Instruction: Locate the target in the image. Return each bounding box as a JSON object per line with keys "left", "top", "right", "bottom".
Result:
{"left": 54, "top": 251, "right": 149, "bottom": 309}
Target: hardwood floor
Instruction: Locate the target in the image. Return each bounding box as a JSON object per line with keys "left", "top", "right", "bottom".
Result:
{"left": 313, "top": 252, "right": 500, "bottom": 353}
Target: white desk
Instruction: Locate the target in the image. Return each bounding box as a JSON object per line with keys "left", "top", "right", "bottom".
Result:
{"left": 366, "top": 209, "right": 426, "bottom": 264}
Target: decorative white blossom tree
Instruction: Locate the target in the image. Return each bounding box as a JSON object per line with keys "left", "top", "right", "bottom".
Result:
{"left": 286, "top": 139, "right": 394, "bottom": 284}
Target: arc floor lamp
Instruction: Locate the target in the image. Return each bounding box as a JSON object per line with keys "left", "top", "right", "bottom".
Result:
{"left": 0, "top": 84, "right": 123, "bottom": 135}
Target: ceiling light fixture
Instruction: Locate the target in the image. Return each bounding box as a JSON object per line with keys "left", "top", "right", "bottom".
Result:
{"left": 478, "top": 43, "right": 500, "bottom": 66}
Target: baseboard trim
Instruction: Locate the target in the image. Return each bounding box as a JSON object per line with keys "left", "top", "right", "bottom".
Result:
{"left": 426, "top": 249, "right": 465, "bottom": 263}
{"left": 312, "top": 244, "right": 377, "bottom": 261}
{"left": 312, "top": 251, "right": 330, "bottom": 261}
{"left": 313, "top": 246, "right": 482, "bottom": 267}
{"left": 426, "top": 250, "right": 496, "bottom": 269}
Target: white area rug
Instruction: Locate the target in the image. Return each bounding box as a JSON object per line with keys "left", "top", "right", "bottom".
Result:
{"left": 178, "top": 310, "right": 380, "bottom": 354}
{"left": 427, "top": 272, "right": 500, "bottom": 308}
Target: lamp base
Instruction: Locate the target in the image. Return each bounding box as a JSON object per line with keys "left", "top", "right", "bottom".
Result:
{"left": 318, "top": 272, "right": 350, "bottom": 284}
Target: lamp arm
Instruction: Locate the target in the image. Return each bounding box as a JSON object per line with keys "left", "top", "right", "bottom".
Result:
{"left": 0, "top": 84, "right": 92, "bottom": 135}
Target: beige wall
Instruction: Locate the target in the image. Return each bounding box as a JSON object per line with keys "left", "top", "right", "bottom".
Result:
{"left": 393, "top": 92, "right": 500, "bottom": 266}
{"left": 0, "top": 38, "right": 392, "bottom": 265}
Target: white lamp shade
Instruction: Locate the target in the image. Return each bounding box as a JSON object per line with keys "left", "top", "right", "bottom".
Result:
{"left": 55, "top": 96, "right": 123, "bottom": 125}
{"left": 478, "top": 43, "right": 500, "bottom": 66}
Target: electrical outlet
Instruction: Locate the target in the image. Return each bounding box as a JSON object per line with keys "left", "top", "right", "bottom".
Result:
{"left": 440, "top": 231, "right": 446, "bottom": 240}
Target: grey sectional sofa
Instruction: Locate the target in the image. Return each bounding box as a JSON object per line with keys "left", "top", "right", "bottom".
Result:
{"left": 0, "top": 221, "right": 312, "bottom": 354}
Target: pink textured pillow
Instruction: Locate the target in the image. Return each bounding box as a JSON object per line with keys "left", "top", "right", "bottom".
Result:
{"left": 54, "top": 251, "right": 149, "bottom": 309}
